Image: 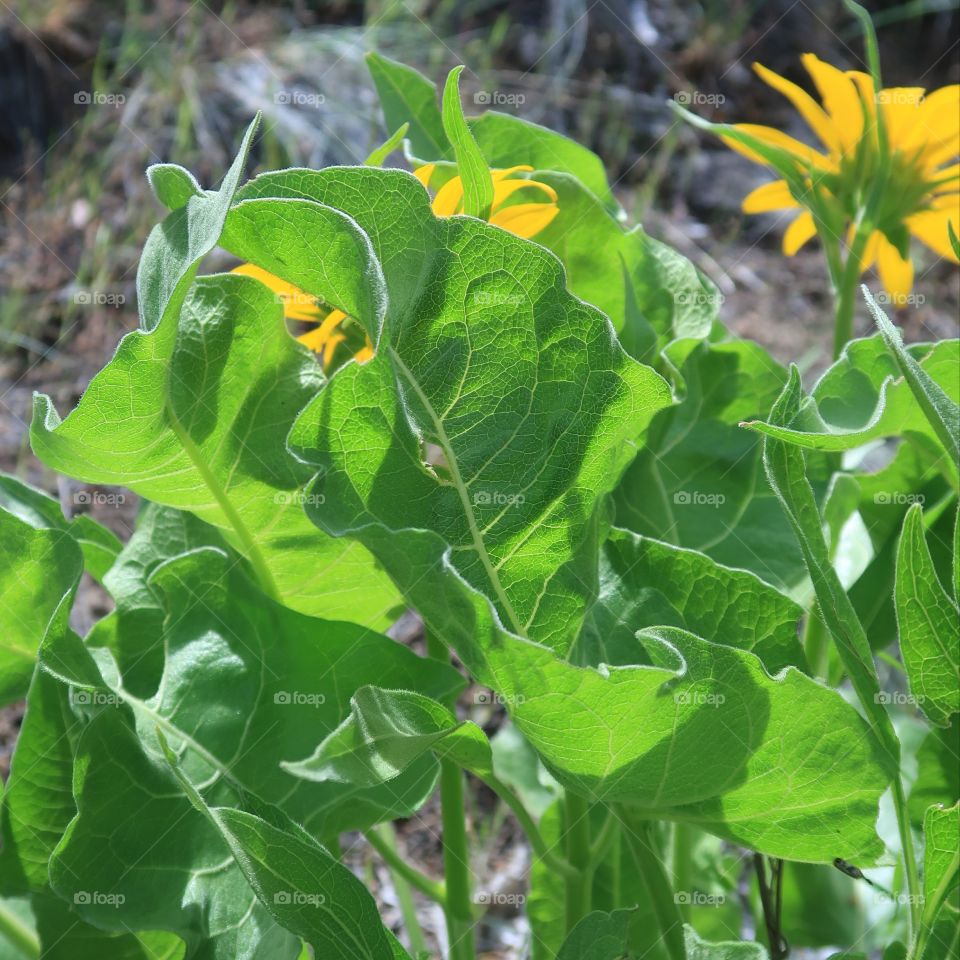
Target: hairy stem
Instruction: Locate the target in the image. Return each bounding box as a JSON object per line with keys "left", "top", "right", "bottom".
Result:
{"left": 622, "top": 816, "right": 686, "bottom": 960}
{"left": 364, "top": 826, "right": 446, "bottom": 905}
{"left": 892, "top": 777, "right": 923, "bottom": 940}
{"left": 425, "top": 631, "right": 476, "bottom": 960}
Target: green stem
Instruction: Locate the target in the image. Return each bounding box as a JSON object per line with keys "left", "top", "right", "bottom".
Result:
{"left": 672, "top": 823, "right": 693, "bottom": 923}
{"left": 481, "top": 773, "right": 577, "bottom": 879}
{"left": 622, "top": 817, "right": 686, "bottom": 960}
{"left": 563, "top": 790, "right": 593, "bottom": 932}
{"left": 0, "top": 901, "right": 39, "bottom": 960}
{"left": 802, "top": 608, "right": 830, "bottom": 678}
{"left": 439, "top": 757, "right": 475, "bottom": 960}
{"left": 425, "top": 631, "right": 475, "bottom": 960}
{"left": 371, "top": 824, "right": 432, "bottom": 956}
{"left": 891, "top": 777, "right": 923, "bottom": 940}
{"left": 364, "top": 827, "right": 447, "bottom": 905}
{"left": 833, "top": 227, "right": 871, "bottom": 359}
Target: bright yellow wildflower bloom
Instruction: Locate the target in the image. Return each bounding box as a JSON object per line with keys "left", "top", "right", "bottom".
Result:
{"left": 414, "top": 164, "right": 559, "bottom": 238}
{"left": 728, "top": 53, "right": 959, "bottom": 303}
{"left": 233, "top": 165, "right": 559, "bottom": 366}
{"left": 231, "top": 263, "right": 373, "bottom": 371}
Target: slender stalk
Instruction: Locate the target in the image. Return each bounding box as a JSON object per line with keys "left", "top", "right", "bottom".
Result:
{"left": 801, "top": 610, "right": 830, "bottom": 678}
{"left": 424, "top": 631, "right": 475, "bottom": 960}
{"left": 439, "top": 757, "right": 475, "bottom": 960}
{"left": 672, "top": 823, "right": 693, "bottom": 922}
{"left": 622, "top": 817, "right": 686, "bottom": 960}
{"left": 371, "top": 824, "right": 432, "bottom": 956}
{"left": 364, "top": 827, "right": 446, "bottom": 904}
{"left": 833, "top": 227, "right": 871, "bottom": 358}
{"left": 891, "top": 777, "right": 923, "bottom": 940}
{"left": 563, "top": 790, "right": 593, "bottom": 932}
{"left": 0, "top": 901, "right": 39, "bottom": 960}
{"left": 480, "top": 772, "right": 577, "bottom": 879}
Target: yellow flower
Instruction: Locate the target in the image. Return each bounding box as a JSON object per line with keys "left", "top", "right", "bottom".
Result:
{"left": 231, "top": 263, "right": 373, "bottom": 371}
{"left": 728, "top": 54, "right": 959, "bottom": 303}
{"left": 414, "top": 164, "right": 559, "bottom": 239}
{"left": 232, "top": 164, "right": 559, "bottom": 368}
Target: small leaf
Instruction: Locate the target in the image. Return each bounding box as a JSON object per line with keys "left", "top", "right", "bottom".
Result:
{"left": 365, "top": 53, "right": 451, "bottom": 162}
{"left": 556, "top": 908, "right": 635, "bottom": 960}
{"left": 761, "top": 367, "right": 900, "bottom": 761}
{"left": 865, "top": 287, "right": 960, "bottom": 473}
{"left": 684, "top": 925, "right": 768, "bottom": 959}
{"left": 145, "top": 163, "right": 202, "bottom": 211}
{"left": 285, "top": 687, "right": 492, "bottom": 786}
{"left": 365, "top": 122, "right": 410, "bottom": 166}
{"left": 895, "top": 504, "right": 959, "bottom": 727}
{"left": 440, "top": 66, "right": 493, "bottom": 220}
{"left": 0, "top": 474, "right": 120, "bottom": 581}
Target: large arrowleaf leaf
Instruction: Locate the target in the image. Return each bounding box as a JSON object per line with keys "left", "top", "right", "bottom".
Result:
{"left": 31, "top": 272, "right": 400, "bottom": 627}
{"left": 226, "top": 164, "right": 671, "bottom": 654}
{"left": 36, "top": 547, "right": 459, "bottom": 955}
{"left": 575, "top": 528, "right": 805, "bottom": 672}
{"left": 615, "top": 337, "right": 825, "bottom": 592}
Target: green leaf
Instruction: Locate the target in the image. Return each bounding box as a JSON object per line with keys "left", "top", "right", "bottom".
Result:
{"left": 917, "top": 803, "right": 960, "bottom": 959}
{"left": 469, "top": 111, "right": 617, "bottom": 212}
{"left": 253, "top": 165, "right": 670, "bottom": 654}
{"left": 895, "top": 504, "right": 959, "bottom": 727}
{"left": 555, "top": 908, "right": 635, "bottom": 959}
{"left": 866, "top": 288, "right": 960, "bottom": 471}
{"left": 525, "top": 172, "right": 719, "bottom": 344}
{"left": 365, "top": 53, "right": 451, "bottom": 162}
{"left": 137, "top": 115, "right": 258, "bottom": 333}
{"left": 0, "top": 506, "right": 83, "bottom": 706}
{"left": 575, "top": 528, "right": 805, "bottom": 672}
{"left": 145, "top": 163, "right": 202, "bottom": 211}
{"left": 365, "top": 53, "right": 617, "bottom": 210}
{"left": 743, "top": 333, "right": 959, "bottom": 480}
{"left": 440, "top": 66, "right": 493, "bottom": 219}
{"left": 365, "top": 123, "right": 410, "bottom": 167}
{"left": 615, "top": 338, "right": 822, "bottom": 592}
{"left": 161, "top": 740, "right": 411, "bottom": 960}
{"left": 31, "top": 272, "right": 400, "bottom": 627}
{"left": 684, "top": 925, "right": 768, "bottom": 959}
{"left": 761, "top": 367, "right": 900, "bottom": 760}
{"left": 284, "top": 686, "right": 492, "bottom": 786}
{"left": 37, "top": 548, "right": 458, "bottom": 955}
{"left": 0, "top": 475, "right": 121, "bottom": 581}
{"left": 908, "top": 718, "right": 959, "bottom": 827}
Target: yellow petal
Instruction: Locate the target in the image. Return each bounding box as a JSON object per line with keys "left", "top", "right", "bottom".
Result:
{"left": 724, "top": 124, "right": 833, "bottom": 171}
{"left": 489, "top": 202, "right": 559, "bottom": 239}
{"left": 802, "top": 54, "right": 864, "bottom": 152}
{"left": 431, "top": 176, "right": 464, "bottom": 217}
{"left": 782, "top": 211, "right": 817, "bottom": 256}
{"left": 491, "top": 177, "right": 558, "bottom": 213}
{"left": 321, "top": 332, "right": 347, "bottom": 371}
{"left": 491, "top": 165, "right": 534, "bottom": 182}
{"left": 354, "top": 340, "right": 376, "bottom": 364}
{"left": 232, "top": 263, "right": 319, "bottom": 321}
{"left": 414, "top": 163, "right": 436, "bottom": 188}
{"left": 753, "top": 62, "right": 839, "bottom": 154}
{"left": 907, "top": 209, "right": 960, "bottom": 262}
{"left": 877, "top": 87, "right": 926, "bottom": 149}
{"left": 742, "top": 179, "right": 799, "bottom": 213}
{"left": 858, "top": 230, "right": 882, "bottom": 272}
{"left": 910, "top": 85, "right": 960, "bottom": 157}
{"left": 296, "top": 308, "right": 347, "bottom": 353}
{"left": 876, "top": 234, "right": 914, "bottom": 303}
